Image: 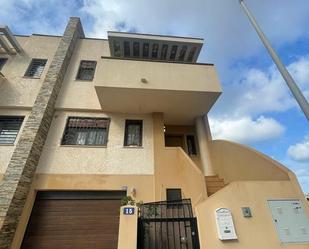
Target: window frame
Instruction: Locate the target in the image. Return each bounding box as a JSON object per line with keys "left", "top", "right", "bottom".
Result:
{"left": 166, "top": 188, "right": 182, "bottom": 202}
{"left": 0, "top": 116, "right": 24, "bottom": 145}
{"left": 61, "top": 116, "right": 111, "bottom": 147}
{"left": 76, "top": 60, "right": 97, "bottom": 81}
{"left": 24, "top": 58, "right": 47, "bottom": 78}
{"left": 0, "top": 58, "right": 8, "bottom": 71}
{"left": 124, "top": 119, "right": 143, "bottom": 147}
{"left": 186, "top": 134, "right": 197, "bottom": 156}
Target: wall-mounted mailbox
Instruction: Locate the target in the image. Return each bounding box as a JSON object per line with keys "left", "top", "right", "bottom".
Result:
{"left": 215, "top": 208, "right": 237, "bottom": 240}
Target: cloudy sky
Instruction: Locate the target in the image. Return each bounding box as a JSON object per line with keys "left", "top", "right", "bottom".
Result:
{"left": 1, "top": 0, "right": 308, "bottom": 192}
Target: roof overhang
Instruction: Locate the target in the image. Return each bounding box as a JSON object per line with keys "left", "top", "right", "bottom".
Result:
{"left": 0, "top": 26, "right": 22, "bottom": 54}
{"left": 108, "top": 31, "right": 203, "bottom": 63}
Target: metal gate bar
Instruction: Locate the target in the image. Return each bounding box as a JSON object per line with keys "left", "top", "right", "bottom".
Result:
{"left": 137, "top": 199, "right": 200, "bottom": 249}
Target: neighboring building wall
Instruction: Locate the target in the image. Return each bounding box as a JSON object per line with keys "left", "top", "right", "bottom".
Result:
{"left": 37, "top": 111, "right": 154, "bottom": 175}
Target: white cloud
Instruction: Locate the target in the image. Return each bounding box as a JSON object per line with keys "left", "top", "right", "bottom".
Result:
{"left": 294, "top": 168, "right": 309, "bottom": 194}
{"left": 0, "top": 0, "right": 81, "bottom": 35}
{"left": 80, "top": 0, "right": 309, "bottom": 70}
{"left": 209, "top": 116, "right": 285, "bottom": 144}
{"left": 211, "top": 56, "right": 309, "bottom": 117}
{"left": 280, "top": 158, "right": 309, "bottom": 193}
{"left": 1, "top": 0, "right": 309, "bottom": 73}
{"left": 287, "top": 136, "right": 309, "bottom": 161}
{"left": 208, "top": 56, "right": 309, "bottom": 144}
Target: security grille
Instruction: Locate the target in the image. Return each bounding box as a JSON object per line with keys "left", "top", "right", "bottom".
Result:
{"left": 61, "top": 117, "right": 110, "bottom": 146}
{"left": 0, "top": 116, "right": 24, "bottom": 144}
{"left": 25, "top": 59, "right": 47, "bottom": 78}
{"left": 76, "top": 60, "right": 97, "bottom": 80}
{"left": 0, "top": 58, "right": 8, "bottom": 71}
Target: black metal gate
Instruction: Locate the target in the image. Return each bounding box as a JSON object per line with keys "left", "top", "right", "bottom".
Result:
{"left": 137, "top": 199, "right": 200, "bottom": 249}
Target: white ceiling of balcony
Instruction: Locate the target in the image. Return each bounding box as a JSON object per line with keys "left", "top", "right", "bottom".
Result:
{"left": 108, "top": 31, "right": 203, "bottom": 63}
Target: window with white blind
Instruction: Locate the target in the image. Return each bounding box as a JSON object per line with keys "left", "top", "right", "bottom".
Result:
{"left": 76, "top": 60, "right": 97, "bottom": 81}
{"left": 24, "top": 59, "right": 47, "bottom": 78}
{"left": 61, "top": 117, "right": 110, "bottom": 146}
{"left": 0, "top": 116, "right": 24, "bottom": 144}
{"left": 124, "top": 120, "right": 143, "bottom": 147}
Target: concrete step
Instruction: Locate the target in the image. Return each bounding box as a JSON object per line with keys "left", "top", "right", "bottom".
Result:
{"left": 205, "top": 175, "right": 224, "bottom": 182}
{"left": 205, "top": 175, "right": 226, "bottom": 196}
{"left": 206, "top": 181, "right": 225, "bottom": 187}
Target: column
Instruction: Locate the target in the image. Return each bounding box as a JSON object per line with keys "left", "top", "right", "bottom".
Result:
{"left": 195, "top": 115, "right": 215, "bottom": 176}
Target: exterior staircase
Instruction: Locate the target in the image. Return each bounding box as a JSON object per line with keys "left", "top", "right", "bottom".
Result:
{"left": 205, "top": 175, "right": 226, "bottom": 196}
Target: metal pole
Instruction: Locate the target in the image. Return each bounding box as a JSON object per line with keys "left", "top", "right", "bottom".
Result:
{"left": 239, "top": 0, "right": 309, "bottom": 120}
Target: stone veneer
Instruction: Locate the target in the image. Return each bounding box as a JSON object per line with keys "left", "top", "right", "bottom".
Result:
{"left": 0, "top": 17, "right": 84, "bottom": 248}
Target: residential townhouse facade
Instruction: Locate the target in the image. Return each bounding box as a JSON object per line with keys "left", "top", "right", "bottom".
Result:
{"left": 0, "top": 17, "right": 308, "bottom": 249}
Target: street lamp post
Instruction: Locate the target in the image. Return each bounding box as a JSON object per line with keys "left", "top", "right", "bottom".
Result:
{"left": 239, "top": 0, "right": 309, "bottom": 120}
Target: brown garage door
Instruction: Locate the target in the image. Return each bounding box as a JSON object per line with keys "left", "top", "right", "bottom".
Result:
{"left": 21, "top": 191, "right": 126, "bottom": 249}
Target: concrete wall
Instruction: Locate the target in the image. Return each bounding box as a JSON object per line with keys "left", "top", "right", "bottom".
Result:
{"left": 153, "top": 113, "right": 207, "bottom": 206}
{"left": 209, "top": 140, "right": 290, "bottom": 183}
{"left": 165, "top": 125, "right": 202, "bottom": 169}
{"left": 37, "top": 111, "right": 154, "bottom": 175}
{"left": 56, "top": 38, "right": 110, "bottom": 110}
{"left": 195, "top": 181, "right": 309, "bottom": 249}
{"left": 117, "top": 205, "right": 138, "bottom": 249}
{"left": 95, "top": 57, "right": 221, "bottom": 92}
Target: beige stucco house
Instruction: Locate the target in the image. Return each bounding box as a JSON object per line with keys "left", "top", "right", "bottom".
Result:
{"left": 0, "top": 17, "right": 308, "bottom": 249}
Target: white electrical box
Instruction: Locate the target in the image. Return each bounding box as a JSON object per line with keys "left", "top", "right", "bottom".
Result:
{"left": 268, "top": 199, "right": 309, "bottom": 243}
{"left": 215, "top": 208, "right": 238, "bottom": 240}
